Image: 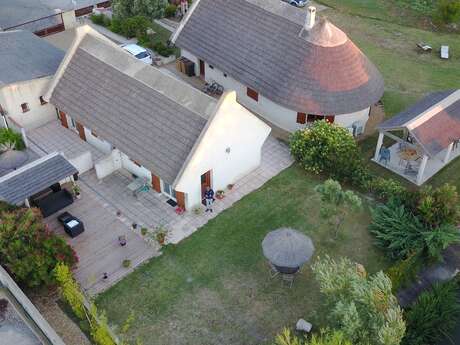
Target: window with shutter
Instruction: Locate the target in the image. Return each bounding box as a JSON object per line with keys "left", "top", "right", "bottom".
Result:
{"left": 296, "top": 112, "right": 307, "bottom": 124}
{"left": 246, "top": 87, "right": 259, "bottom": 102}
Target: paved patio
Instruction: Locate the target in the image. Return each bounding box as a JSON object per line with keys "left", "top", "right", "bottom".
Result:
{"left": 79, "top": 136, "right": 293, "bottom": 244}
{"left": 373, "top": 142, "right": 460, "bottom": 185}
{"left": 45, "top": 183, "right": 158, "bottom": 296}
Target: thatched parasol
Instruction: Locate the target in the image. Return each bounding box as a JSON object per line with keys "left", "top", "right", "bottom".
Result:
{"left": 262, "top": 228, "right": 314, "bottom": 270}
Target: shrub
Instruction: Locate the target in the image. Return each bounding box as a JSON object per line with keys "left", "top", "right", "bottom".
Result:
{"left": 409, "top": 184, "right": 460, "bottom": 228}
{"left": 369, "top": 200, "right": 459, "bottom": 261}
{"left": 90, "top": 13, "right": 106, "bottom": 25}
{"left": 274, "top": 328, "right": 352, "bottom": 345}
{"left": 366, "top": 176, "right": 407, "bottom": 202}
{"left": 0, "top": 207, "right": 77, "bottom": 287}
{"left": 403, "top": 280, "right": 460, "bottom": 345}
{"left": 312, "top": 256, "right": 406, "bottom": 345}
{"left": 54, "top": 263, "right": 117, "bottom": 345}
{"left": 153, "top": 41, "right": 175, "bottom": 57}
{"left": 164, "top": 4, "right": 177, "bottom": 17}
{"left": 436, "top": 0, "right": 460, "bottom": 24}
{"left": 0, "top": 128, "right": 25, "bottom": 151}
{"left": 385, "top": 253, "right": 422, "bottom": 292}
{"left": 290, "top": 121, "right": 368, "bottom": 185}
{"left": 121, "top": 15, "right": 150, "bottom": 38}
{"left": 109, "top": 17, "right": 123, "bottom": 33}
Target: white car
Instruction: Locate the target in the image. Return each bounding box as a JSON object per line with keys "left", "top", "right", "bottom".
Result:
{"left": 283, "top": 0, "right": 309, "bottom": 7}
{"left": 120, "top": 44, "right": 153, "bottom": 65}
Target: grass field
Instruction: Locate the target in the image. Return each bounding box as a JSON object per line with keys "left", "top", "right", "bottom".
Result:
{"left": 96, "top": 166, "right": 388, "bottom": 345}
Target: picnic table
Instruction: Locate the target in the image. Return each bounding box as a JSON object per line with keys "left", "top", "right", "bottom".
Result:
{"left": 399, "top": 148, "right": 419, "bottom": 162}
{"left": 127, "top": 177, "right": 150, "bottom": 197}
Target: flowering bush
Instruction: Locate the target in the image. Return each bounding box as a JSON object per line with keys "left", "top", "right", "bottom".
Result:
{"left": 0, "top": 207, "right": 77, "bottom": 287}
{"left": 290, "top": 121, "right": 368, "bottom": 185}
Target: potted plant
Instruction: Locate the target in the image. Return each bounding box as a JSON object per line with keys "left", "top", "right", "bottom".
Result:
{"left": 72, "top": 183, "right": 81, "bottom": 199}
{"left": 216, "top": 190, "right": 225, "bottom": 200}
{"left": 193, "top": 206, "right": 203, "bottom": 215}
{"left": 155, "top": 227, "right": 167, "bottom": 246}
{"left": 118, "top": 235, "right": 127, "bottom": 246}
{"left": 175, "top": 206, "right": 185, "bottom": 215}
{"left": 141, "top": 227, "right": 148, "bottom": 236}
{"left": 227, "top": 183, "right": 234, "bottom": 190}
{"left": 122, "top": 259, "right": 131, "bottom": 268}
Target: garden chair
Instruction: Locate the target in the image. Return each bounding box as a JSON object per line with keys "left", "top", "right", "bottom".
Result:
{"left": 379, "top": 147, "right": 391, "bottom": 166}
{"left": 281, "top": 273, "right": 296, "bottom": 288}
{"left": 268, "top": 261, "right": 279, "bottom": 279}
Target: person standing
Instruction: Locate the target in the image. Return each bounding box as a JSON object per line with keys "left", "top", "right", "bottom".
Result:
{"left": 204, "top": 186, "right": 215, "bottom": 212}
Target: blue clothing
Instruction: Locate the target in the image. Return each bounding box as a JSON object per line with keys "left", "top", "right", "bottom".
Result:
{"left": 204, "top": 189, "right": 214, "bottom": 200}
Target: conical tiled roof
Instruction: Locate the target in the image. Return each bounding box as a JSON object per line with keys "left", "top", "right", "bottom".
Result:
{"left": 173, "top": 0, "right": 384, "bottom": 115}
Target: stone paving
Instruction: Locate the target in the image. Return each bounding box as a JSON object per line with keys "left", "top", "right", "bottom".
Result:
{"left": 27, "top": 121, "right": 105, "bottom": 163}
{"left": 45, "top": 182, "right": 158, "bottom": 296}
{"left": 79, "top": 136, "right": 293, "bottom": 244}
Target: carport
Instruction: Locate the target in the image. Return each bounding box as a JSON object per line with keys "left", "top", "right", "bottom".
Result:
{"left": 0, "top": 152, "right": 78, "bottom": 216}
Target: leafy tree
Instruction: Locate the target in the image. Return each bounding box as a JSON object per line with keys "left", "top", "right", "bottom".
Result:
{"left": 369, "top": 200, "right": 459, "bottom": 261}
{"left": 312, "top": 256, "right": 406, "bottom": 345}
{"left": 290, "top": 121, "right": 368, "bottom": 185}
{"left": 403, "top": 280, "right": 460, "bottom": 345}
{"left": 437, "top": 0, "right": 460, "bottom": 24}
{"left": 133, "top": 0, "right": 168, "bottom": 19}
{"left": 0, "top": 128, "right": 25, "bottom": 151}
{"left": 315, "top": 179, "right": 362, "bottom": 238}
{"left": 112, "top": 0, "right": 135, "bottom": 19}
{"left": 120, "top": 15, "right": 151, "bottom": 38}
{"left": 274, "top": 328, "right": 352, "bottom": 345}
{"left": 0, "top": 207, "right": 77, "bottom": 287}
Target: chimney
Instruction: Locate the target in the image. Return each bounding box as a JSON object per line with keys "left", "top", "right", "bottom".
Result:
{"left": 304, "top": 6, "right": 317, "bottom": 30}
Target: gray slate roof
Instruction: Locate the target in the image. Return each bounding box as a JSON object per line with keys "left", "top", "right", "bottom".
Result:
{"left": 0, "top": 153, "right": 78, "bottom": 205}
{"left": 0, "top": 30, "right": 65, "bottom": 87}
{"left": 0, "top": 0, "right": 101, "bottom": 31}
{"left": 378, "top": 90, "right": 457, "bottom": 130}
{"left": 50, "top": 34, "right": 214, "bottom": 184}
{"left": 379, "top": 90, "right": 460, "bottom": 157}
{"left": 174, "top": 0, "right": 384, "bottom": 115}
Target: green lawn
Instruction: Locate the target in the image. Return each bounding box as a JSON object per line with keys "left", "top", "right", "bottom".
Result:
{"left": 96, "top": 165, "right": 388, "bottom": 345}
{"left": 323, "top": 9, "right": 460, "bottom": 117}
{"left": 316, "top": 0, "right": 438, "bottom": 29}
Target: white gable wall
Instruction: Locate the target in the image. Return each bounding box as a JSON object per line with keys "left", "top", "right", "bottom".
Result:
{"left": 0, "top": 77, "right": 57, "bottom": 130}
{"left": 174, "top": 92, "right": 271, "bottom": 208}
{"left": 181, "top": 49, "right": 370, "bottom": 133}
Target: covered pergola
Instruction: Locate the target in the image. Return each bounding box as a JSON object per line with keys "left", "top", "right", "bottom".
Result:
{"left": 373, "top": 90, "right": 460, "bottom": 185}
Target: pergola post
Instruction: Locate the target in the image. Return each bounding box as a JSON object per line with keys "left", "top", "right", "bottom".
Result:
{"left": 416, "top": 155, "right": 429, "bottom": 185}
{"left": 444, "top": 142, "right": 454, "bottom": 163}
{"left": 374, "top": 131, "right": 384, "bottom": 161}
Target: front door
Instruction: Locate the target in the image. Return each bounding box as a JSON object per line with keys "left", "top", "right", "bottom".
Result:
{"left": 201, "top": 170, "right": 211, "bottom": 205}
{"left": 199, "top": 59, "right": 205, "bottom": 79}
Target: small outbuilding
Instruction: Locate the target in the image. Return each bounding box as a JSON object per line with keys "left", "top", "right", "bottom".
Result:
{"left": 374, "top": 90, "right": 460, "bottom": 185}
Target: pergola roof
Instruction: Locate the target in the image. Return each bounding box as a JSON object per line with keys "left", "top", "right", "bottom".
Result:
{"left": 378, "top": 90, "right": 460, "bottom": 157}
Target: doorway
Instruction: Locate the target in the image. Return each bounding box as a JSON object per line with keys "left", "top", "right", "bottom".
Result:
{"left": 199, "top": 59, "right": 205, "bottom": 79}
{"left": 201, "top": 170, "right": 211, "bottom": 205}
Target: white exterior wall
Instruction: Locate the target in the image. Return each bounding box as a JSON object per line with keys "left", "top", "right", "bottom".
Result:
{"left": 62, "top": 10, "right": 77, "bottom": 29}
{"left": 83, "top": 124, "right": 152, "bottom": 180}
{"left": 182, "top": 50, "right": 371, "bottom": 133}
{"left": 175, "top": 92, "right": 271, "bottom": 208}
{"left": 0, "top": 77, "right": 57, "bottom": 130}
{"left": 84, "top": 128, "right": 112, "bottom": 154}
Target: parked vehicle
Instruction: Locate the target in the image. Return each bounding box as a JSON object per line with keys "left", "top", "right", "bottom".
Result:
{"left": 120, "top": 44, "right": 153, "bottom": 64}
{"left": 283, "top": 0, "right": 309, "bottom": 7}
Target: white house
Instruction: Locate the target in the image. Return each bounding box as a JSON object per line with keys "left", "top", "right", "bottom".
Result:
{"left": 0, "top": 30, "right": 64, "bottom": 130}
{"left": 171, "top": 0, "right": 384, "bottom": 135}
{"left": 44, "top": 26, "right": 271, "bottom": 210}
